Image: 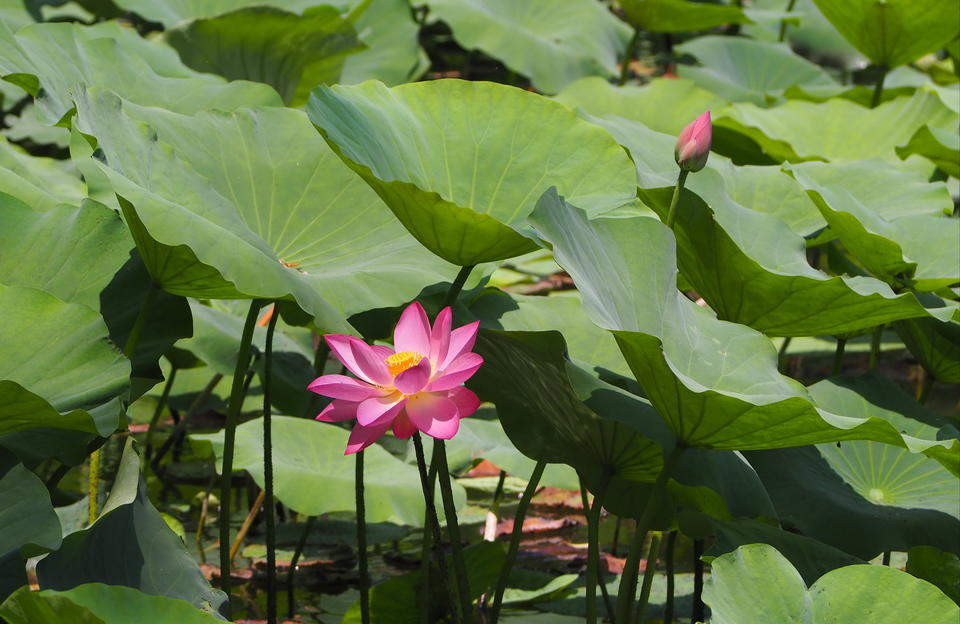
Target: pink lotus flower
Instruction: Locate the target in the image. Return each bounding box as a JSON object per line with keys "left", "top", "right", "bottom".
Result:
{"left": 308, "top": 302, "right": 483, "bottom": 454}
{"left": 674, "top": 111, "right": 712, "bottom": 172}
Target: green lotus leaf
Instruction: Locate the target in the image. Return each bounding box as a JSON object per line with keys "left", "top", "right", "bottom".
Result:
{"left": 166, "top": 5, "right": 363, "bottom": 106}
{"left": 109, "top": 0, "right": 324, "bottom": 27}
{"left": 619, "top": 0, "right": 752, "bottom": 32}
{"left": 470, "top": 330, "right": 776, "bottom": 521}
{"left": 716, "top": 89, "right": 959, "bottom": 166}
{"left": 192, "top": 416, "right": 465, "bottom": 527}
{"left": 307, "top": 79, "right": 638, "bottom": 266}
{"left": 0, "top": 22, "right": 280, "bottom": 126}
{"left": 897, "top": 125, "right": 960, "bottom": 178}
{"left": 554, "top": 76, "right": 729, "bottom": 135}
{"left": 745, "top": 0, "right": 865, "bottom": 67}
{"left": 907, "top": 546, "right": 960, "bottom": 604}
{"left": 0, "top": 285, "right": 128, "bottom": 441}
{"left": 529, "top": 189, "right": 958, "bottom": 465}
{"left": 676, "top": 36, "right": 836, "bottom": 105}
{"left": 704, "top": 543, "right": 959, "bottom": 623}
{"left": 74, "top": 88, "right": 459, "bottom": 330}
{"left": 786, "top": 66, "right": 960, "bottom": 111}
{"left": 789, "top": 162, "right": 960, "bottom": 291}
{"left": 0, "top": 584, "right": 222, "bottom": 624}
{"left": 420, "top": 0, "right": 630, "bottom": 94}
{"left": 747, "top": 373, "right": 959, "bottom": 559}
{"left": 706, "top": 518, "right": 863, "bottom": 585}
{"left": 0, "top": 461, "right": 61, "bottom": 600}
{"left": 894, "top": 316, "right": 960, "bottom": 382}
{"left": 37, "top": 439, "right": 227, "bottom": 615}
{"left": 592, "top": 117, "right": 952, "bottom": 336}
{"left": 810, "top": 0, "right": 960, "bottom": 68}
{"left": 340, "top": 0, "right": 428, "bottom": 86}
{"left": 0, "top": 137, "right": 83, "bottom": 210}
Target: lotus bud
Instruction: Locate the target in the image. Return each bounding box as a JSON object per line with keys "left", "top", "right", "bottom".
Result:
{"left": 674, "top": 111, "right": 712, "bottom": 172}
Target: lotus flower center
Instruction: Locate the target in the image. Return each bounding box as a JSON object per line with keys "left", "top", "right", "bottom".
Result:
{"left": 385, "top": 351, "right": 424, "bottom": 376}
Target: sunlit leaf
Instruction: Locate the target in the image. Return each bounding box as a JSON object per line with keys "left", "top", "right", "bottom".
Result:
{"left": 619, "top": 0, "right": 752, "bottom": 32}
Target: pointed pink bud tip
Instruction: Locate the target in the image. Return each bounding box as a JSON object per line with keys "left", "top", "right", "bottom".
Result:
{"left": 674, "top": 111, "right": 712, "bottom": 173}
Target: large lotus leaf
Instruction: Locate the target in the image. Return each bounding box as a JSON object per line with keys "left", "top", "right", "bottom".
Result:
{"left": 74, "top": 89, "right": 458, "bottom": 330}
{"left": 746, "top": 0, "right": 865, "bottom": 66}
{"left": 593, "top": 117, "right": 953, "bottom": 336}
{"left": 897, "top": 125, "right": 960, "bottom": 178}
{"left": 907, "top": 546, "right": 960, "bottom": 604}
{"left": 704, "top": 543, "right": 959, "bottom": 623}
{"left": 716, "top": 89, "right": 959, "bottom": 165}
{"left": 0, "top": 462, "right": 61, "bottom": 600}
{"left": 0, "top": 285, "right": 128, "bottom": 439}
{"left": 421, "top": 0, "right": 630, "bottom": 94}
{"left": 0, "top": 22, "right": 280, "bottom": 126}
{"left": 0, "top": 137, "right": 84, "bottom": 210}
{"left": 894, "top": 316, "right": 960, "bottom": 382}
{"left": 469, "top": 330, "right": 775, "bottom": 521}
{"left": 38, "top": 440, "right": 226, "bottom": 614}
{"left": 467, "top": 287, "right": 629, "bottom": 377}
{"left": 554, "top": 76, "right": 728, "bottom": 136}
{"left": 787, "top": 66, "right": 960, "bottom": 111}
{"left": 0, "top": 196, "right": 129, "bottom": 310}
{"left": 529, "top": 190, "right": 959, "bottom": 466}
{"left": 746, "top": 373, "right": 960, "bottom": 559}
{"left": 340, "top": 0, "right": 428, "bottom": 86}
{"left": 810, "top": 0, "right": 960, "bottom": 68}
{"left": 706, "top": 518, "right": 863, "bottom": 585}
{"left": 619, "top": 0, "right": 752, "bottom": 32}
{"left": 192, "top": 416, "right": 465, "bottom": 527}
{"left": 676, "top": 36, "right": 836, "bottom": 105}
{"left": 109, "top": 0, "right": 323, "bottom": 27}
{"left": 306, "top": 79, "right": 638, "bottom": 266}
{"left": 789, "top": 163, "right": 960, "bottom": 291}
{"left": 443, "top": 416, "right": 579, "bottom": 490}
{"left": 166, "top": 5, "right": 363, "bottom": 106}
{"left": 0, "top": 584, "right": 221, "bottom": 624}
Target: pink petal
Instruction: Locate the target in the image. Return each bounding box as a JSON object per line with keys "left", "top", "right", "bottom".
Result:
{"left": 429, "top": 307, "right": 452, "bottom": 369}
{"left": 448, "top": 386, "right": 481, "bottom": 419}
{"left": 393, "top": 302, "right": 431, "bottom": 356}
{"left": 349, "top": 340, "right": 392, "bottom": 386}
{"left": 392, "top": 411, "right": 417, "bottom": 439}
{"left": 394, "top": 359, "right": 431, "bottom": 395}
{"left": 308, "top": 375, "right": 382, "bottom": 401}
{"left": 345, "top": 421, "right": 390, "bottom": 455}
{"left": 405, "top": 392, "right": 460, "bottom": 439}
{"left": 429, "top": 352, "right": 483, "bottom": 392}
{"left": 324, "top": 334, "right": 375, "bottom": 383}
{"left": 370, "top": 344, "right": 394, "bottom": 360}
{"left": 315, "top": 399, "right": 359, "bottom": 422}
{"left": 356, "top": 394, "right": 404, "bottom": 426}
{"left": 440, "top": 321, "right": 479, "bottom": 370}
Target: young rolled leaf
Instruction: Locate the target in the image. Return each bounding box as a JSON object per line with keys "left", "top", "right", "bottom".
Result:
{"left": 307, "top": 79, "right": 638, "bottom": 266}
{"left": 529, "top": 189, "right": 958, "bottom": 468}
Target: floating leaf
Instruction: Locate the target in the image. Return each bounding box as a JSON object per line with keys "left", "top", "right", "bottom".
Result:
{"left": 704, "top": 543, "right": 959, "bottom": 623}
{"left": 421, "top": 0, "right": 630, "bottom": 93}
{"left": 192, "top": 416, "right": 465, "bottom": 527}
{"left": 676, "top": 36, "right": 835, "bottom": 105}
{"left": 307, "top": 79, "right": 638, "bottom": 266}
{"left": 810, "top": 0, "right": 960, "bottom": 68}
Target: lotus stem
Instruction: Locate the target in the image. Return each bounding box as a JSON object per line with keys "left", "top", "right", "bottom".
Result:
{"left": 882, "top": 551, "right": 891, "bottom": 566}
{"left": 777, "top": 337, "right": 792, "bottom": 373}
{"left": 665, "top": 170, "right": 689, "bottom": 229}
{"left": 489, "top": 459, "right": 546, "bottom": 623}
{"left": 444, "top": 265, "right": 476, "bottom": 308}
{"left": 151, "top": 373, "right": 223, "bottom": 472}
{"left": 916, "top": 374, "right": 934, "bottom": 405}
{"left": 663, "top": 530, "right": 677, "bottom": 624}
{"left": 287, "top": 515, "right": 317, "bottom": 618}
{"left": 831, "top": 337, "right": 847, "bottom": 376}
{"left": 88, "top": 448, "right": 101, "bottom": 524}
{"left": 611, "top": 515, "right": 622, "bottom": 557}
{"left": 435, "top": 439, "right": 473, "bottom": 623}
{"left": 356, "top": 449, "right": 370, "bottom": 624}
{"left": 144, "top": 366, "right": 177, "bottom": 469}
{"left": 229, "top": 488, "right": 266, "bottom": 562}
{"left": 413, "top": 433, "right": 455, "bottom": 622}
{"left": 691, "top": 538, "right": 705, "bottom": 623}
{"left": 870, "top": 66, "right": 887, "bottom": 108}
{"left": 581, "top": 478, "right": 609, "bottom": 624}
{"left": 619, "top": 27, "right": 641, "bottom": 85}
{"left": 634, "top": 531, "right": 663, "bottom": 623}
{"left": 778, "top": 0, "right": 798, "bottom": 42}
{"left": 123, "top": 281, "right": 158, "bottom": 359}
{"left": 868, "top": 325, "right": 883, "bottom": 370}
{"left": 196, "top": 475, "right": 216, "bottom": 564}
{"left": 263, "top": 306, "right": 280, "bottom": 624}
{"left": 218, "top": 299, "right": 264, "bottom": 615}
{"left": 615, "top": 446, "right": 683, "bottom": 624}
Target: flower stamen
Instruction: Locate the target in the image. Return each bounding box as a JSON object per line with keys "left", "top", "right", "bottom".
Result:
{"left": 385, "top": 351, "right": 424, "bottom": 376}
